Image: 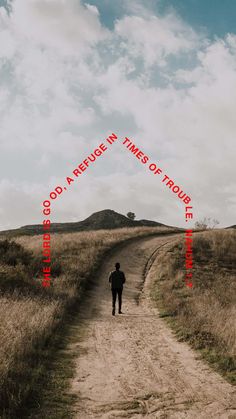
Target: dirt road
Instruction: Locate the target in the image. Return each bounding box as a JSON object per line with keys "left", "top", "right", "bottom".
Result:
{"left": 70, "top": 235, "right": 236, "bottom": 418}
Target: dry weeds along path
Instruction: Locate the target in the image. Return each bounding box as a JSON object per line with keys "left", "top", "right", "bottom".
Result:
{"left": 69, "top": 235, "right": 236, "bottom": 419}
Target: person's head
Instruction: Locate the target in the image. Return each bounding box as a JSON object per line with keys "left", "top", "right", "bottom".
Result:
{"left": 115, "top": 262, "right": 120, "bottom": 270}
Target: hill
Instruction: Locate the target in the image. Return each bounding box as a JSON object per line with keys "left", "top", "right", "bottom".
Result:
{"left": 0, "top": 209, "right": 174, "bottom": 236}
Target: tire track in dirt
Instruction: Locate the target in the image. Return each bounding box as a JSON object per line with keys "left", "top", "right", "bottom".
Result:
{"left": 69, "top": 235, "right": 236, "bottom": 418}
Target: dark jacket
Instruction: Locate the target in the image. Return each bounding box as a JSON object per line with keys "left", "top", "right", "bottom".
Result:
{"left": 109, "top": 269, "right": 126, "bottom": 289}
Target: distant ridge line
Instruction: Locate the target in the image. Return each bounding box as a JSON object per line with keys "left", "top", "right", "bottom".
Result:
{"left": 0, "top": 209, "right": 177, "bottom": 236}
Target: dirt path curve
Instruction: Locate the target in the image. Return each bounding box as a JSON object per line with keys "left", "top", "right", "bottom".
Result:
{"left": 70, "top": 235, "right": 236, "bottom": 418}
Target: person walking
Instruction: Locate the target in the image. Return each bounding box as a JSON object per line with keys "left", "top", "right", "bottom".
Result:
{"left": 109, "top": 262, "right": 126, "bottom": 316}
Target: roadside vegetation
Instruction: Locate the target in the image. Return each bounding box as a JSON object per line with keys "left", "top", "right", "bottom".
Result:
{"left": 0, "top": 226, "right": 176, "bottom": 418}
{"left": 151, "top": 229, "right": 236, "bottom": 384}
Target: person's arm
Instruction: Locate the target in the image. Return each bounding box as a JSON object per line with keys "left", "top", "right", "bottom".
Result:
{"left": 122, "top": 272, "right": 126, "bottom": 284}
{"left": 109, "top": 272, "right": 112, "bottom": 283}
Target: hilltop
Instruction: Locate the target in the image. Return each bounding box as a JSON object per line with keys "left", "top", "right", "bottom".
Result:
{"left": 0, "top": 209, "right": 175, "bottom": 236}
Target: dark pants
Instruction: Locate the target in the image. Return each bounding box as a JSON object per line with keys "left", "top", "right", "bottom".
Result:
{"left": 111, "top": 288, "right": 123, "bottom": 311}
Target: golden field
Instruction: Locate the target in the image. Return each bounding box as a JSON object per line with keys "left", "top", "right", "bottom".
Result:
{"left": 0, "top": 226, "right": 173, "bottom": 417}
{"left": 151, "top": 229, "right": 236, "bottom": 383}
{"left": 1, "top": 226, "right": 235, "bottom": 417}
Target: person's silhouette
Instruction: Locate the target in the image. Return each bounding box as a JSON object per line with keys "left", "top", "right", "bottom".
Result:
{"left": 109, "top": 262, "right": 126, "bottom": 315}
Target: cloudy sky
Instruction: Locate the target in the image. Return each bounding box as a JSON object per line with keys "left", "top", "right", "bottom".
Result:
{"left": 0, "top": 0, "right": 235, "bottom": 230}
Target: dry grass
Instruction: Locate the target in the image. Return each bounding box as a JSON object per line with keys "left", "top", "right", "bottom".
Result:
{"left": 0, "top": 226, "right": 174, "bottom": 417}
{"left": 0, "top": 294, "right": 60, "bottom": 411}
{"left": 16, "top": 227, "right": 175, "bottom": 298}
{"left": 151, "top": 229, "right": 236, "bottom": 383}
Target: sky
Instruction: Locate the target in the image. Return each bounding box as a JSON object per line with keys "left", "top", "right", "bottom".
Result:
{"left": 0, "top": 0, "right": 235, "bottom": 230}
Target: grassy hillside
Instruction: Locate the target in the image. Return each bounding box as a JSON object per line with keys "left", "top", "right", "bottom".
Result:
{"left": 0, "top": 226, "right": 175, "bottom": 418}
{"left": 151, "top": 229, "right": 236, "bottom": 384}
{"left": 0, "top": 209, "right": 172, "bottom": 237}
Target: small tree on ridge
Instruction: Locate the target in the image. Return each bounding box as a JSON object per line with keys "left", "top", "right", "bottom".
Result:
{"left": 127, "top": 212, "right": 136, "bottom": 220}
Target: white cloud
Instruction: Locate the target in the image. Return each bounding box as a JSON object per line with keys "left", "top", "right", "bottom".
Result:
{"left": 0, "top": 1, "right": 235, "bottom": 230}
{"left": 85, "top": 3, "right": 99, "bottom": 16}
{"left": 115, "top": 12, "right": 200, "bottom": 67}
{"left": 10, "top": 0, "right": 108, "bottom": 54}
{"left": 0, "top": 180, "right": 43, "bottom": 230}
{"left": 0, "top": 1, "right": 101, "bottom": 156}
{"left": 93, "top": 33, "right": 236, "bottom": 227}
